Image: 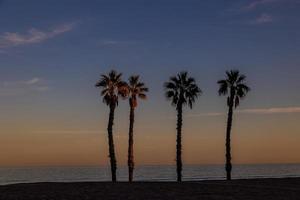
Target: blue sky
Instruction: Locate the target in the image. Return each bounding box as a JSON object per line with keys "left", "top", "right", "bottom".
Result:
{"left": 0, "top": 0, "right": 300, "bottom": 166}
{"left": 1, "top": 0, "right": 299, "bottom": 112}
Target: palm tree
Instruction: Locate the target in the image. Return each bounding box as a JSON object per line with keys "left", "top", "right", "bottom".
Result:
{"left": 95, "top": 70, "right": 127, "bottom": 182}
{"left": 126, "top": 75, "right": 148, "bottom": 182}
{"left": 164, "top": 71, "right": 201, "bottom": 182}
{"left": 217, "top": 70, "right": 250, "bottom": 180}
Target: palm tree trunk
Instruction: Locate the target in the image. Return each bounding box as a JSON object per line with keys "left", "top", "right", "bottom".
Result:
{"left": 108, "top": 103, "right": 117, "bottom": 182}
{"left": 225, "top": 97, "right": 234, "bottom": 181}
{"left": 176, "top": 103, "right": 183, "bottom": 182}
{"left": 128, "top": 106, "right": 135, "bottom": 182}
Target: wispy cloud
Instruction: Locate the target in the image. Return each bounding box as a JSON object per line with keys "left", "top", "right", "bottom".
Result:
{"left": 242, "top": 0, "right": 299, "bottom": 11}
{"left": 243, "top": 0, "right": 280, "bottom": 10}
{"left": 187, "top": 106, "right": 300, "bottom": 118}
{"left": 233, "top": 0, "right": 300, "bottom": 25}
{"left": 32, "top": 130, "right": 105, "bottom": 135}
{"left": 3, "top": 77, "right": 41, "bottom": 86}
{"left": 98, "top": 39, "right": 137, "bottom": 46}
{"left": 101, "top": 40, "right": 120, "bottom": 45}
{"left": 0, "top": 77, "right": 49, "bottom": 96}
{"left": 251, "top": 13, "right": 274, "bottom": 24}
{"left": 186, "top": 112, "right": 224, "bottom": 118}
{"left": 238, "top": 107, "right": 300, "bottom": 114}
{"left": 25, "top": 77, "right": 41, "bottom": 85}
{"left": 0, "top": 22, "right": 76, "bottom": 48}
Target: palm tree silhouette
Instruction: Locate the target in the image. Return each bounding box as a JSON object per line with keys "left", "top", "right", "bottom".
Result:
{"left": 125, "top": 75, "right": 149, "bottom": 182}
{"left": 164, "top": 72, "right": 201, "bottom": 182}
{"left": 217, "top": 70, "right": 250, "bottom": 180}
{"left": 95, "top": 70, "right": 127, "bottom": 182}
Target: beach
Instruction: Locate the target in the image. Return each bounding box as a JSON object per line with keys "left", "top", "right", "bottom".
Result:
{"left": 0, "top": 178, "right": 299, "bottom": 200}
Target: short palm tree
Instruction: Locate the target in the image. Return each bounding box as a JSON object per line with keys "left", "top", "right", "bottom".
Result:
{"left": 164, "top": 71, "right": 201, "bottom": 182}
{"left": 126, "top": 75, "right": 148, "bottom": 182}
{"left": 95, "top": 70, "right": 127, "bottom": 182}
{"left": 217, "top": 70, "right": 250, "bottom": 180}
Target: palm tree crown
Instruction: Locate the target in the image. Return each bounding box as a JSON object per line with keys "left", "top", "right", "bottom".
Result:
{"left": 95, "top": 70, "right": 127, "bottom": 105}
{"left": 127, "top": 75, "right": 149, "bottom": 107}
{"left": 164, "top": 71, "right": 202, "bottom": 109}
{"left": 217, "top": 70, "right": 250, "bottom": 107}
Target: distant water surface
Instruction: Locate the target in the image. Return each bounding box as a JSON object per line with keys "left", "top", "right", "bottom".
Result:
{"left": 1, "top": 164, "right": 300, "bottom": 185}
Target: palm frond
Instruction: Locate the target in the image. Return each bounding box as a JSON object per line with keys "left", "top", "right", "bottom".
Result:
{"left": 126, "top": 75, "right": 148, "bottom": 106}
{"left": 96, "top": 70, "right": 125, "bottom": 106}
{"left": 164, "top": 82, "right": 177, "bottom": 90}
{"left": 95, "top": 75, "right": 110, "bottom": 87}
{"left": 219, "top": 69, "right": 250, "bottom": 108}
{"left": 237, "top": 75, "right": 246, "bottom": 83}
{"left": 234, "top": 96, "right": 240, "bottom": 108}
{"left": 140, "top": 87, "right": 149, "bottom": 92}
{"left": 165, "top": 90, "right": 175, "bottom": 99}
{"left": 172, "top": 75, "right": 181, "bottom": 84}
{"left": 236, "top": 83, "right": 250, "bottom": 99}
{"left": 138, "top": 93, "right": 147, "bottom": 99}
{"left": 101, "top": 88, "right": 110, "bottom": 96}
{"left": 129, "top": 75, "right": 139, "bottom": 86}
{"left": 164, "top": 71, "right": 201, "bottom": 109}
{"left": 178, "top": 71, "right": 188, "bottom": 83}
{"left": 136, "top": 82, "right": 145, "bottom": 88}
{"left": 217, "top": 80, "right": 228, "bottom": 96}
{"left": 186, "top": 77, "right": 195, "bottom": 85}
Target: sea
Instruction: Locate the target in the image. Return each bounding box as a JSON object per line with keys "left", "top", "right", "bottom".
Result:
{"left": 1, "top": 164, "right": 300, "bottom": 185}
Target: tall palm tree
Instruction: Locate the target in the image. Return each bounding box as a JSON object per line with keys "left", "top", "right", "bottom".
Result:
{"left": 126, "top": 75, "right": 148, "bottom": 182}
{"left": 95, "top": 70, "right": 127, "bottom": 182}
{"left": 217, "top": 70, "right": 250, "bottom": 180}
{"left": 164, "top": 71, "right": 201, "bottom": 182}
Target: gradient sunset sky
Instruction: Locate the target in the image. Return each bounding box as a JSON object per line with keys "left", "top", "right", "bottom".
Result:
{"left": 0, "top": 0, "right": 300, "bottom": 167}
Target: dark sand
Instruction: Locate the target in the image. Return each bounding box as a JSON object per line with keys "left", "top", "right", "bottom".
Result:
{"left": 0, "top": 178, "right": 299, "bottom": 200}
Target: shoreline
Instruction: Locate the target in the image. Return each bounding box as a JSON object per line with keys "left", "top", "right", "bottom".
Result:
{"left": 2, "top": 176, "right": 300, "bottom": 185}
{"left": 0, "top": 178, "right": 299, "bottom": 199}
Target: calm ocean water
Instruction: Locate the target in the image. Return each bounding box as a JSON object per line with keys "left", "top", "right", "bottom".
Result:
{"left": 1, "top": 164, "right": 300, "bottom": 185}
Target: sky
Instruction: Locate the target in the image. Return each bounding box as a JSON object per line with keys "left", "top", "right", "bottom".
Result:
{"left": 0, "top": 0, "right": 300, "bottom": 167}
